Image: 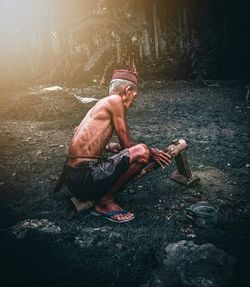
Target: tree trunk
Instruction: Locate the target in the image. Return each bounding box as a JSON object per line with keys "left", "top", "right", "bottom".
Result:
{"left": 115, "top": 34, "right": 122, "bottom": 64}
{"left": 223, "top": 0, "right": 231, "bottom": 54}
{"left": 177, "top": 0, "right": 183, "bottom": 49}
{"left": 142, "top": 28, "right": 152, "bottom": 58}
{"left": 153, "top": 1, "right": 159, "bottom": 59}
{"left": 56, "top": 24, "right": 71, "bottom": 80}
{"left": 138, "top": 33, "right": 143, "bottom": 59}
{"left": 140, "top": 10, "right": 151, "bottom": 59}
{"left": 183, "top": 4, "right": 189, "bottom": 45}
{"left": 157, "top": 17, "right": 166, "bottom": 55}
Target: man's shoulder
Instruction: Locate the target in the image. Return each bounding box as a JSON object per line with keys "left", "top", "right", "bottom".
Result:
{"left": 101, "top": 94, "right": 123, "bottom": 110}
{"left": 105, "top": 94, "right": 122, "bottom": 104}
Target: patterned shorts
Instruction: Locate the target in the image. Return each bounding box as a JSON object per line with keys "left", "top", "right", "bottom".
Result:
{"left": 64, "top": 149, "right": 130, "bottom": 201}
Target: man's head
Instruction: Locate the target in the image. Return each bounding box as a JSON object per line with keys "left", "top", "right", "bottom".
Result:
{"left": 109, "top": 69, "right": 138, "bottom": 109}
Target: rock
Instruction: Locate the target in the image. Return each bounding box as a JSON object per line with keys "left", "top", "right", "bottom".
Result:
{"left": 186, "top": 233, "right": 196, "bottom": 239}
{"left": 145, "top": 240, "right": 235, "bottom": 287}
{"left": 115, "top": 243, "right": 123, "bottom": 250}
{"left": 74, "top": 226, "right": 122, "bottom": 248}
{"left": 12, "top": 219, "right": 61, "bottom": 239}
{"left": 42, "top": 86, "right": 63, "bottom": 92}
{"left": 128, "top": 188, "right": 136, "bottom": 194}
{"left": 74, "top": 95, "right": 98, "bottom": 104}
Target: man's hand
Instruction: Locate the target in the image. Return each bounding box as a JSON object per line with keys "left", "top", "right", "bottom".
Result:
{"left": 150, "top": 148, "right": 172, "bottom": 169}
{"left": 105, "top": 142, "right": 121, "bottom": 153}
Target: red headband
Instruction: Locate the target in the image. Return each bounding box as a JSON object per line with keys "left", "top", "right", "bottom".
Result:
{"left": 111, "top": 69, "right": 138, "bottom": 85}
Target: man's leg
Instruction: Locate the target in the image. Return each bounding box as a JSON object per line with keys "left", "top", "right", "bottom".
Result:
{"left": 95, "top": 144, "right": 151, "bottom": 221}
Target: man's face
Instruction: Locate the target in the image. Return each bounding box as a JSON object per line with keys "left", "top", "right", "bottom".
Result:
{"left": 124, "top": 86, "right": 138, "bottom": 109}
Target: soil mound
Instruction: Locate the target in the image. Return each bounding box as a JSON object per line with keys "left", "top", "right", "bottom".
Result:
{"left": 1, "top": 90, "right": 84, "bottom": 121}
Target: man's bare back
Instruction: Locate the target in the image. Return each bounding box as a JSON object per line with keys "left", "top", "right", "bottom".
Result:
{"left": 67, "top": 94, "right": 128, "bottom": 167}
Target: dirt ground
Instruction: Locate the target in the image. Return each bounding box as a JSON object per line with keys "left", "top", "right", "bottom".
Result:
{"left": 0, "top": 80, "right": 249, "bottom": 287}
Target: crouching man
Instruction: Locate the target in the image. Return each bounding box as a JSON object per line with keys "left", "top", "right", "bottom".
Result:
{"left": 63, "top": 70, "right": 171, "bottom": 223}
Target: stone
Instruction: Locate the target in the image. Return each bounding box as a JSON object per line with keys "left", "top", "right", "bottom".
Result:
{"left": 186, "top": 233, "right": 196, "bottom": 239}
{"left": 74, "top": 226, "right": 122, "bottom": 248}
{"left": 12, "top": 219, "right": 61, "bottom": 240}
{"left": 128, "top": 188, "right": 136, "bottom": 194}
{"left": 145, "top": 240, "right": 235, "bottom": 287}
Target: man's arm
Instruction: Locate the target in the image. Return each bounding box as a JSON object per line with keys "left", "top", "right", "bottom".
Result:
{"left": 107, "top": 96, "right": 133, "bottom": 149}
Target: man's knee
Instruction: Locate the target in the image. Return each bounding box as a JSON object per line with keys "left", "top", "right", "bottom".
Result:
{"left": 131, "top": 143, "right": 150, "bottom": 164}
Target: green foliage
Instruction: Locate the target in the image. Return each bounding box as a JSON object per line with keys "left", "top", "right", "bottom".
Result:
{"left": 66, "top": 6, "right": 146, "bottom": 81}
{"left": 165, "top": 21, "right": 219, "bottom": 83}
{"left": 188, "top": 32, "right": 219, "bottom": 84}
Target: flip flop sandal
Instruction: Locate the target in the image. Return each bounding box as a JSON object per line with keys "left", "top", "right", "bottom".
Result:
{"left": 90, "top": 209, "right": 135, "bottom": 223}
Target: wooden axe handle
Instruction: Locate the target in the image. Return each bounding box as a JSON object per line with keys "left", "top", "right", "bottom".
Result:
{"left": 132, "top": 139, "right": 188, "bottom": 181}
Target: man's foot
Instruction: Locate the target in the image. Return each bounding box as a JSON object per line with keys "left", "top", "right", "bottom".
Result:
{"left": 94, "top": 200, "right": 134, "bottom": 222}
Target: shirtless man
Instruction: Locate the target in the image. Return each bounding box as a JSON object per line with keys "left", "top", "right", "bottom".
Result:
{"left": 64, "top": 70, "right": 172, "bottom": 223}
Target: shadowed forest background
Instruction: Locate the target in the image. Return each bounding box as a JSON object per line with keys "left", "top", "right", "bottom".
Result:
{"left": 0, "top": 1, "right": 250, "bottom": 287}
{"left": 0, "top": 0, "right": 249, "bottom": 88}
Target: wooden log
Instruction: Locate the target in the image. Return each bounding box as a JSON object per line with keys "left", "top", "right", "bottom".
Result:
{"left": 70, "top": 197, "right": 94, "bottom": 213}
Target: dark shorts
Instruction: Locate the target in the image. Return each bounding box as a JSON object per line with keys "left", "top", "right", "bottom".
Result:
{"left": 64, "top": 149, "right": 130, "bottom": 201}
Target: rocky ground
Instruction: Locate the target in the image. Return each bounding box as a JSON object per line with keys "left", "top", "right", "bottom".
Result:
{"left": 0, "top": 80, "right": 249, "bottom": 287}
